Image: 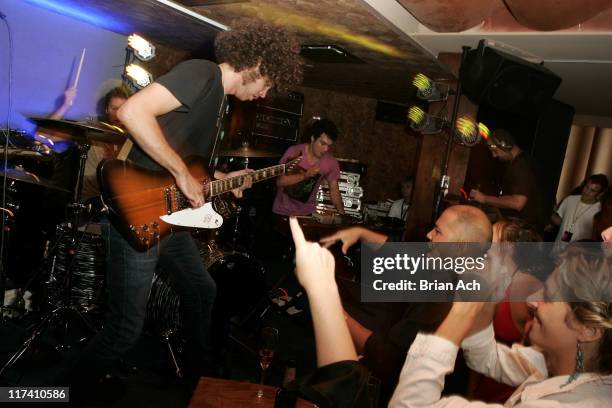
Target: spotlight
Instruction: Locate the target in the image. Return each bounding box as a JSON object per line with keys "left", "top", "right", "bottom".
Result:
{"left": 412, "top": 73, "right": 449, "bottom": 102}
{"left": 478, "top": 122, "right": 490, "bottom": 140}
{"left": 454, "top": 115, "right": 482, "bottom": 147}
{"left": 124, "top": 64, "right": 153, "bottom": 89}
{"left": 128, "top": 34, "right": 156, "bottom": 61}
{"left": 407, "top": 105, "right": 446, "bottom": 134}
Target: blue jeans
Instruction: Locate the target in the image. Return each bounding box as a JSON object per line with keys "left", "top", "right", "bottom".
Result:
{"left": 77, "top": 222, "right": 216, "bottom": 378}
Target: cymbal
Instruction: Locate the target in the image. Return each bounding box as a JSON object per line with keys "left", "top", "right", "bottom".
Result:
{"left": 219, "top": 146, "right": 280, "bottom": 158}
{"left": 28, "top": 116, "right": 127, "bottom": 145}
{"left": 5, "top": 147, "right": 53, "bottom": 161}
{"left": 0, "top": 167, "right": 69, "bottom": 192}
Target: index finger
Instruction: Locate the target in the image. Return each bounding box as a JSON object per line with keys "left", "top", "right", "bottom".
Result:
{"left": 319, "top": 232, "right": 338, "bottom": 244}
{"left": 289, "top": 217, "right": 306, "bottom": 246}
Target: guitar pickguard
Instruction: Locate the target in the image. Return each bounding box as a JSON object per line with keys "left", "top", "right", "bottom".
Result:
{"left": 159, "top": 202, "right": 224, "bottom": 229}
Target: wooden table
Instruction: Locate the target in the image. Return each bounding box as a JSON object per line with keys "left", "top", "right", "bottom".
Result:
{"left": 189, "top": 377, "right": 317, "bottom": 407}
{"left": 189, "top": 377, "right": 277, "bottom": 407}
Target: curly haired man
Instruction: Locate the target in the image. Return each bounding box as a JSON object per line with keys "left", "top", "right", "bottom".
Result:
{"left": 70, "top": 22, "right": 303, "bottom": 401}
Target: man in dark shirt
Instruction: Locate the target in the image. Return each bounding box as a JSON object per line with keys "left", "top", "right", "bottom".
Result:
{"left": 470, "top": 129, "right": 543, "bottom": 231}
{"left": 72, "top": 22, "right": 303, "bottom": 397}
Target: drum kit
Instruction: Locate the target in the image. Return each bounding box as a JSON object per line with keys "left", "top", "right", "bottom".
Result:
{"left": 0, "top": 120, "right": 280, "bottom": 378}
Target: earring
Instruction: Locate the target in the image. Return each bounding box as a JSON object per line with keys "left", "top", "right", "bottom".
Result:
{"left": 564, "top": 342, "right": 584, "bottom": 385}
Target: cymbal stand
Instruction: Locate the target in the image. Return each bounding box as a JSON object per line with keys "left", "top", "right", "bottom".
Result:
{"left": 0, "top": 141, "right": 97, "bottom": 378}
{"left": 0, "top": 208, "right": 14, "bottom": 321}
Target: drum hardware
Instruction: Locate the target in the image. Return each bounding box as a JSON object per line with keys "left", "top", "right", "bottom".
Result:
{"left": 0, "top": 124, "right": 104, "bottom": 378}
{"left": 146, "top": 272, "right": 184, "bottom": 378}
{"left": 219, "top": 142, "right": 281, "bottom": 159}
{"left": 27, "top": 116, "right": 126, "bottom": 146}
{"left": 145, "top": 247, "right": 267, "bottom": 376}
{"left": 0, "top": 167, "right": 69, "bottom": 192}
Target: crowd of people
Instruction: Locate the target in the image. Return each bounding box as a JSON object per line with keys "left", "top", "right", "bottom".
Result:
{"left": 23, "top": 17, "right": 610, "bottom": 408}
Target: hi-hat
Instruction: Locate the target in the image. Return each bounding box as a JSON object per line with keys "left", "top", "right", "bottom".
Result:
{"left": 0, "top": 167, "right": 69, "bottom": 192}
{"left": 28, "top": 116, "right": 126, "bottom": 145}
{"left": 219, "top": 146, "right": 280, "bottom": 158}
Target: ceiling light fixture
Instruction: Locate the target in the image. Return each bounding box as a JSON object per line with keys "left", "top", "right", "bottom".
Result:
{"left": 454, "top": 115, "right": 490, "bottom": 147}
{"left": 407, "top": 105, "right": 446, "bottom": 134}
{"left": 124, "top": 64, "right": 153, "bottom": 89}
{"left": 412, "top": 73, "right": 450, "bottom": 102}
{"left": 128, "top": 34, "right": 156, "bottom": 61}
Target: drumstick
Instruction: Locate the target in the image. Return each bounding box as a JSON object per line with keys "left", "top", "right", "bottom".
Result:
{"left": 73, "top": 48, "right": 86, "bottom": 89}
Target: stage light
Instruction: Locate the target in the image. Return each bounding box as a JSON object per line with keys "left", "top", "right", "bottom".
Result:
{"left": 454, "top": 115, "right": 481, "bottom": 147}
{"left": 124, "top": 64, "right": 153, "bottom": 89}
{"left": 128, "top": 34, "right": 156, "bottom": 61}
{"left": 407, "top": 105, "right": 446, "bottom": 134}
{"left": 478, "top": 122, "right": 490, "bottom": 140}
{"left": 412, "top": 73, "right": 449, "bottom": 102}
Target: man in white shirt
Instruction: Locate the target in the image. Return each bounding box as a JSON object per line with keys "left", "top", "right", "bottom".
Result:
{"left": 388, "top": 176, "right": 413, "bottom": 222}
{"left": 552, "top": 174, "right": 608, "bottom": 243}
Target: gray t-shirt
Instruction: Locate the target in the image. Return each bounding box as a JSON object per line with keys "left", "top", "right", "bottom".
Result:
{"left": 128, "top": 59, "right": 224, "bottom": 170}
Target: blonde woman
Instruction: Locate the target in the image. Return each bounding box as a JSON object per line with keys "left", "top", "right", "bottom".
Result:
{"left": 390, "top": 249, "right": 612, "bottom": 407}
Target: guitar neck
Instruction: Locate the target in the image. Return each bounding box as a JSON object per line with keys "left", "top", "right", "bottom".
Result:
{"left": 207, "top": 163, "right": 286, "bottom": 197}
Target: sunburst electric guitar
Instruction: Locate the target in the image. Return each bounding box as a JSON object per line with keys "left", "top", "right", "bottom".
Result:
{"left": 98, "top": 156, "right": 301, "bottom": 251}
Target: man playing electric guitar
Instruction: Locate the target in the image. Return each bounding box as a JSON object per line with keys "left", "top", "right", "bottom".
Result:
{"left": 71, "top": 21, "right": 303, "bottom": 400}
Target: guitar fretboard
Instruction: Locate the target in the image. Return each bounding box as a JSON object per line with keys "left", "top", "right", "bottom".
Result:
{"left": 207, "top": 163, "right": 286, "bottom": 197}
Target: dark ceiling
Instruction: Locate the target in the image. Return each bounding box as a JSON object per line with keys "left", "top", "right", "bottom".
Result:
{"left": 33, "top": 0, "right": 453, "bottom": 104}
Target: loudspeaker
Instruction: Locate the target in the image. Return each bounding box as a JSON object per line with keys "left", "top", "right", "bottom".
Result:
{"left": 256, "top": 91, "right": 304, "bottom": 116}
{"left": 375, "top": 101, "right": 407, "bottom": 124}
{"left": 460, "top": 46, "right": 562, "bottom": 116}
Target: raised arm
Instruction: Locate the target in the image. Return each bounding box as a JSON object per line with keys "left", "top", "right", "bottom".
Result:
{"left": 328, "top": 180, "right": 345, "bottom": 215}
{"left": 289, "top": 217, "right": 357, "bottom": 367}
{"left": 319, "top": 226, "right": 388, "bottom": 254}
{"left": 389, "top": 303, "right": 545, "bottom": 408}
{"left": 49, "top": 86, "right": 77, "bottom": 120}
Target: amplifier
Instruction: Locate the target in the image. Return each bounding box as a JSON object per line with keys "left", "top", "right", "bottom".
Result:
{"left": 316, "top": 202, "right": 363, "bottom": 219}
{"left": 252, "top": 112, "right": 299, "bottom": 142}
{"left": 319, "top": 183, "right": 363, "bottom": 199}
{"left": 316, "top": 193, "right": 362, "bottom": 212}
{"left": 339, "top": 171, "right": 360, "bottom": 186}
{"left": 256, "top": 91, "right": 304, "bottom": 116}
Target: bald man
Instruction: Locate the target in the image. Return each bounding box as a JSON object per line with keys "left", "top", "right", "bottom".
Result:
{"left": 320, "top": 204, "right": 492, "bottom": 402}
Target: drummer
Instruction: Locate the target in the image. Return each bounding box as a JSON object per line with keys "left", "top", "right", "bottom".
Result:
{"left": 81, "top": 86, "right": 129, "bottom": 201}
{"left": 37, "top": 85, "right": 130, "bottom": 201}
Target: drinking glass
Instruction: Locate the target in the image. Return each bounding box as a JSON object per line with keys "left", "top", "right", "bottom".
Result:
{"left": 256, "top": 327, "right": 279, "bottom": 400}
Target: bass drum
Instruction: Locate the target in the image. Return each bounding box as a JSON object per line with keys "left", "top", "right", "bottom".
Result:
{"left": 46, "top": 223, "right": 106, "bottom": 312}
{"left": 146, "top": 251, "right": 267, "bottom": 348}
{"left": 208, "top": 251, "right": 267, "bottom": 347}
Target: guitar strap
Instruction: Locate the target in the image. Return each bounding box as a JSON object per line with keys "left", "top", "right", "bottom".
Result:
{"left": 113, "top": 96, "right": 228, "bottom": 165}
{"left": 116, "top": 138, "right": 133, "bottom": 161}
{"left": 208, "top": 95, "right": 228, "bottom": 176}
